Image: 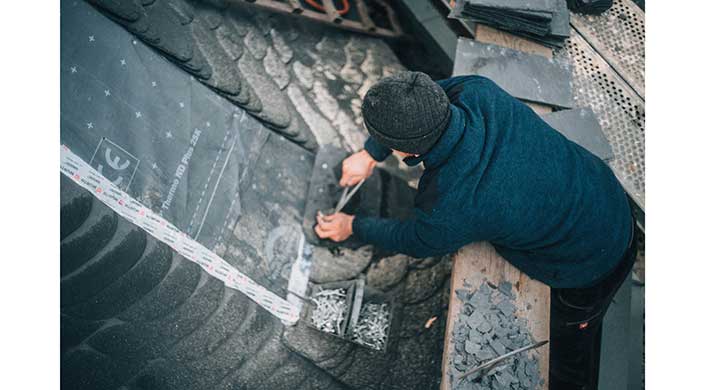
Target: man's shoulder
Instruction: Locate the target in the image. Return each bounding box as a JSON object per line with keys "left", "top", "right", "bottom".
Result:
{"left": 437, "top": 75, "right": 505, "bottom": 107}
{"left": 437, "top": 75, "right": 498, "bottom": 92}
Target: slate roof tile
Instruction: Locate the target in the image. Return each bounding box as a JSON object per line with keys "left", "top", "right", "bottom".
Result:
{"left": 366, "top": 254, "right": 409, "bottom": 291}
{"left": 288, "top": 83, "right": 342, "bottom": 146}
{"left": 243, "top": 23, "right": 268, "bottom": 60}
{"left": 214, "top": 22, "right": 244, "bottom": 59}
{"left": 281, "top": 100, "right": 319, "bottom": 148}
{"left": 143, "top": 0, "right": 195, "bottom": 62}
{"left": 63, "top": 240, "right": 173, "bottom": 320}
{"left": 194, "top": 1, "right": 222, "bottom": 29}
{"left": 89, "top": 0, "right": 142, "bottom": 21}
{"left": 314, "top": 32, "right": 348, "bottom": 71}
{"left": 402, "top": 256, "right": 453, "bottom": 304}
{"left": 263, "top": 46, "right": 290, "bottom": 90}
{"left": 237, "top": 49, "right": 291, "bottom": 128}
{"left": 114, "top": 2, "right": 160, "bottom": 42}
{"left": 270, "top": 27, "right": 294, "bottom": 64}
{"left": 192, "top": 17, "right": 244, "bottom": 96}
{"left": 165, "top": 0, "right": 194, "bottom": 25}
{"left": 60, "top": 199, "right": 118, "bottom": 276}
{"left": 224, "top": 6, "right": 251, "bottom": 37}
{"left": 61, "top": 224, "right": 147, "bottom": 307}
{"left": 292, "top": 60, "right": 315, "bottom": 90}
{"left": 62, "top": 348, "right": 120, "bottom": 389}
{"left": 116, "top": 258, "right": 203, "bottom": 322}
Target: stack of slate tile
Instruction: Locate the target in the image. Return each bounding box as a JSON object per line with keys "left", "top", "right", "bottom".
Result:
{"left": 450, "top": 0, "right": 570, "bottom": 48}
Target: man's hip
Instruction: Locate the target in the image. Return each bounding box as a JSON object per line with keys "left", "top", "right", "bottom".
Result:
{"left": 548, "top": 218, "right": 638, "bottom": 389}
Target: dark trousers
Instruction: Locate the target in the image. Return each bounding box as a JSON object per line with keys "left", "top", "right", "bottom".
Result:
{"left": 549, "top": 221, "right": 637, "bottom": 390}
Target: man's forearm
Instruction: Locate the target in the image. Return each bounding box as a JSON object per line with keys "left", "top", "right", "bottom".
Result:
{"left": 352, "top": 215, "right": 450, "bottom": 258}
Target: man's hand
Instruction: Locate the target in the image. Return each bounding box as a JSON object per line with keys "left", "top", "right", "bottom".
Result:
{"left": 315, "top": 212, "right": 354, "bottom": 242}
{"left": 340, "top": 150, "right": 376, "bottom": 187}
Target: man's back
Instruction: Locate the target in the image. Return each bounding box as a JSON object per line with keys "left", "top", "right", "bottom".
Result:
{"left": 424, "top": 75, "right": 632, "bottom": 288}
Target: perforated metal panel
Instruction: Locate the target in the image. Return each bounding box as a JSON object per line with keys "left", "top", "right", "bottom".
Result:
{"left": 570, "top": 0, "right": 645, "bottom": 99}
{"left": 559, "top": 29, "right": 645, "bottom": 210}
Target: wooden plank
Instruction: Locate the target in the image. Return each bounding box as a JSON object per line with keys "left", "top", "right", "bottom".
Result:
{"left": 440, "top": 242, "right": 551, "bottom": 390}
{"left": 475, "top": 24, "right": 552, "bottom": 58}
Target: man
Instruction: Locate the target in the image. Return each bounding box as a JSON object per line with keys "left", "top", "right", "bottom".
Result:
{"left": 314, "top": 71, "right": 636, "bottom": 389}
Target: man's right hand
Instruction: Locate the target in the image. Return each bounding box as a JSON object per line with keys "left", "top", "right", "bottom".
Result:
{"left": 339, "top": 149, "right": 376, "bottom": 187}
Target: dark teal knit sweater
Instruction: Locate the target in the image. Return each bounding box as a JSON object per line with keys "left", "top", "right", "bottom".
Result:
{"left": 353, "top": 75, "right": 632, "bottom": 288}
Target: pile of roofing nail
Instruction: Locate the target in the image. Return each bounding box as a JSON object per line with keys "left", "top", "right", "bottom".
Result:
{"left": 311, "top": 288, "right": 348, "bottom": 336}
{"left": 450, "top": 0, "right": 570, "bottom": 48}
{"left": 352, "top": 303, "right": 390, "bottom": 351}
{"left": 451, "top": 280, "right": 544, "bottom": 390}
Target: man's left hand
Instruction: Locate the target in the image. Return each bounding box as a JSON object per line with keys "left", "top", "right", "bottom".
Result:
{"left": 315, "top": 212, "right": 354, "bottom": 242}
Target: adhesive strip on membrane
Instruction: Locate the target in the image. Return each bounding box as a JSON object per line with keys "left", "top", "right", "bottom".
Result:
{"left": 60, "top": 145, "right": 304, "bottom": 324}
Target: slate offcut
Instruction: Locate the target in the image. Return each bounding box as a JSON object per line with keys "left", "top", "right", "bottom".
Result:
{"left": 453, "top": 37, "right": 574, "bottom": 109}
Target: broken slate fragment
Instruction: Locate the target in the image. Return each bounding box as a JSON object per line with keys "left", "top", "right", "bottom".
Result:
{"left": 464, "top": 340, "right": 482, "bottom": 354}
{"left": 498, "top": 280, "right": 514, "bottom": 297}
{"left": 477, "top": 319, "right": 493, "bottom": 334}
{"left": 490, "top": 339, "right": 507, "bottom": 356}
{"left": 456, "top": 288, "right": 471, "bottom": 302}
{"left": 449, "top": 279, "right": 544, "bottom": 389}
{"left": 476, "top": 347, "right": 496, "bottom": 361}
{"left": 465, "top": 310, "right": 486, "bottom": 329}
{"left": 497, "top": 299, "right": 516, "bottom": 317}
{"left": 469, "top": 289, "right": 490, "bottom": 309}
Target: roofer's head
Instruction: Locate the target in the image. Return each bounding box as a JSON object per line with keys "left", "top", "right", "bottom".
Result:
{"left": 362, "top": 71, "right": 451, "bottom": 157}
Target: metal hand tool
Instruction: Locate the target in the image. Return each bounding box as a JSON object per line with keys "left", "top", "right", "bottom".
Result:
{"left": 333, "top": 179, "right": 365, "bottom": 214}
{"left": 458, "top": 340, "right": 549, "bottom": 381}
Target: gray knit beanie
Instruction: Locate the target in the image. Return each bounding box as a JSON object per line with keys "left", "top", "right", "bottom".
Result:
{"left": 362, "top": 71, "right": 451, "bottom": 155}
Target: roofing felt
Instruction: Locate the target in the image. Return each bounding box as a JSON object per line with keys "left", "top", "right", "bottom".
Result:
{"left": 86, "top": 0, "right": 406, "bottom": 151}
{"left": 62, "top": 0, "right": 309, "bottom": 296}
{"left": 61, "top": 1, "right": 449, "bottom": 389}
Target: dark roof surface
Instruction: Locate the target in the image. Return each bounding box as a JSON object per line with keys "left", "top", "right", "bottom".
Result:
{"left": 61, "top": 1, "right": 447, "bottom": 390}
{"left": 86, "top": 0, "right": 407, "bottom": 152}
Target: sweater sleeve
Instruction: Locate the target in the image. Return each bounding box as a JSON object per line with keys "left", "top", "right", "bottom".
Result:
{"left": 363, "top": 137, "right": 392, "bottom": 162}
{"left": 352, "top": 214, "right": 466, "bottom": 258}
